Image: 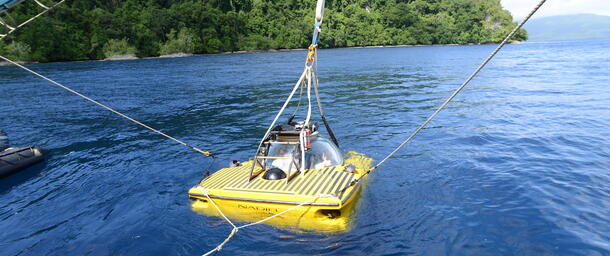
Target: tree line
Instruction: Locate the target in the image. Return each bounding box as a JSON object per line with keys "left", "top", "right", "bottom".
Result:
{"left": 0, "top": 0, "right": 527, "bottom": 62}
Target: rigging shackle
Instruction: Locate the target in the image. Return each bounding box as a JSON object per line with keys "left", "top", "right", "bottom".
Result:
{"left": 305, "top": 44, "right": 316, "bottom": 68}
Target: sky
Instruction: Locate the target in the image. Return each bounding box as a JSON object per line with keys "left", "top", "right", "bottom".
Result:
{"left": 501, "top": 0, "right": 610, "bottom": 20}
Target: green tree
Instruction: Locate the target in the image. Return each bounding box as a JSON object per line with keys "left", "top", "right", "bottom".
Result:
{"left": 103, "top": 38, "right": 136, "bottom": 58}
{"left": 1, "top": 0, "right": 528, "bottom": 62}
{"left": 2, "top": 41, "right": 32, "bottom": 61}
{"left": 160, "top": 28, "right": 197, "bottom": 55}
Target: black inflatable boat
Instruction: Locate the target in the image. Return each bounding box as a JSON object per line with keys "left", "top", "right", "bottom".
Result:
{"left": 0, "top": 147, "right": 47, "bottom": 177}
{"left": 0, "top": 130, "right": 47, "bottom": 177}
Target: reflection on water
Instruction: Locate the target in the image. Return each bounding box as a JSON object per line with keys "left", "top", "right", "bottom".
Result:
{"left": 0, "top": 161, "right": 47, "bottom": 195}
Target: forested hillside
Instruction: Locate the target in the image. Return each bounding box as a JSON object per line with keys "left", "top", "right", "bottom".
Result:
{"left": 0, "top": 0, "right": 526, "bottom": 62}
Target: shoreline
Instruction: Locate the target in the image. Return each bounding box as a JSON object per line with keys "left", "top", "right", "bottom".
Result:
{"left": 0, "top": 60, "right": 38, "bottom": 66}
{"left": 1, "top": 41, "right": 523, "bottom": 65}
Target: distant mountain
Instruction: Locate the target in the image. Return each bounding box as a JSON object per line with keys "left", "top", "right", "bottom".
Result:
{"left": 524, "top": 14, "right": 610, "bottom": 41}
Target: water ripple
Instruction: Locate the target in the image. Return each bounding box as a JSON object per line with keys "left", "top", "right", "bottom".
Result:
{"left": 1, "top": 39, "right": 609, "bottom": 255}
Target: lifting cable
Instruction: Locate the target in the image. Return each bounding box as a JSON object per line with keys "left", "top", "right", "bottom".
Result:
{"left": 203, "top": 1, "right": 330, "bottom": 255}
{"left": 336, "top": 0, "right": 547, "bottom": 195}
{"left": 202, "top": 0, "right": 546, "bottom": 254}
{"left": 247, "top": 0, "right": 333, "bottom": 179}
{"left": 0, "top": 55, "right": 213, "bottom": 158}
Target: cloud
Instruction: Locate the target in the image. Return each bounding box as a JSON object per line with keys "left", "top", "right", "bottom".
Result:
{"left": 501, "top": 0, "right": 610, "bottom": 20}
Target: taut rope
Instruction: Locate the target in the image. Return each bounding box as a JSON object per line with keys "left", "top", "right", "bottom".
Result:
{"left": 201, "top": 191, "right": 328, "bottom": 256}
{"left": 1, "top": 0, "right": 212, "bottom": 157}
{"left": 0, "top": 0, "right": 66, "bottom": 40}
{"left": 0, "top": 55, "right": 213, "bottom": 157}
{"left": 336, "top": 0, "right": 548, "bottom": 195}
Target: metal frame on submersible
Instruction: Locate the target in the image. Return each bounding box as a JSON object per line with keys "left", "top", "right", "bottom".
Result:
{"left": 247, "top": 0, "right": 339, "bottom": 182}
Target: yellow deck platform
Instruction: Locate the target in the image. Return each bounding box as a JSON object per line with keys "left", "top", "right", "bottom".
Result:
{"left": 188, "top": 152, "right": 372, "bottom": 232}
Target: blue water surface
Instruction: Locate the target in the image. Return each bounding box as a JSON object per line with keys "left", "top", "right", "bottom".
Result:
{"left": 0, "top": 38, "right": 609, "bottom": 255}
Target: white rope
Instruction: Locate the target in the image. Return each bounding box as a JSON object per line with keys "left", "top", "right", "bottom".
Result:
{"left": 1, "top": 1, "right": 215, "bottom": 157}
{"left": 0, "top": 17, "right": 15, "bottom": 30}
{"left": 290, "top": 83, "right": 304, "bottom": 118}
{"left": 329, "top": 0, "right": 549, "bottom": 198}
{"left": 251, "top": 70, "right": 307, "bottom": 155}
{"left": 304, "top": 68, "right": 313, "bottom": 127}
{"left": 204, "top": 192, "right": 237, "bottom": 229}
{"left": 201, "top": 191, "right": 325, "bottom": 256}
{"left": 298, "top": 67, "right": 314, "bottom": 175}
{"left": 0, "top": 55, "right": 213, "bottom": 157}
{"left": 1, "top": 0, "right": 212, "bottom": 156}
{"left": 0, "top": 0, "right": 66, "bottom": 40}
{"left": 371, "top": 0, "right": 547, "bottom": 171}
{"left": 33, "top": 0, "right": 50, "bottom": 9}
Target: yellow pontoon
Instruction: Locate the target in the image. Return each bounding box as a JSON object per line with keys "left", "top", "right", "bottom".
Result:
{"left": 188, "top": 151, "right": 371, "bottom": 232}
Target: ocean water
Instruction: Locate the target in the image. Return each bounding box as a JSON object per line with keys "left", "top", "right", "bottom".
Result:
{"left": 0, "top": 38, "right": 609, "bottom": 255}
